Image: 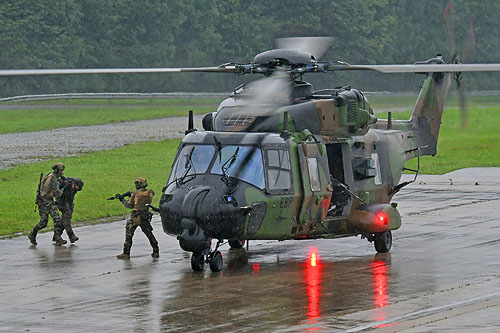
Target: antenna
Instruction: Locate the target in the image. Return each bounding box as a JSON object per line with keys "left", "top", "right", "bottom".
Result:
{"left": 186, "top": 110, "right": 196, "bottom": 134}
{"left": 281, "top": 111, "right": 291, "bottom": 139}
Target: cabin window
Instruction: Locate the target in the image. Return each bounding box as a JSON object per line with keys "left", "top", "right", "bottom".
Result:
{"left": 307, "top": 157, "right": 321, "bottom": 192}
{"left": 266, "top": 149, "right": 291, "bottom": 191}
{"left": 211, "top": 145, "right": 265, "bottom": 189}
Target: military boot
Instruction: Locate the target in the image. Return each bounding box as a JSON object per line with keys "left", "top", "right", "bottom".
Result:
{"left": 151, "top": 250, "right": 159, "bottom": 258}
{"left": 116, "top": 253, "right": 130, "bottom": 260}
{"left": 28, "top": 231, "right": 37, "bottom": 245}
{"left": 53, "top": 234, "right": 67, "bottom": 246}
{"left": 67, "top": 230, "right": 79, "bottom": 243}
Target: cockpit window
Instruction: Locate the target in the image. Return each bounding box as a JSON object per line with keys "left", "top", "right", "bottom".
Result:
{"left": 266, "top": 149, "right": 291, "bottom": 192}
{"left": 172, "top": 145, "right": 215, "bottom": 179}
{"left": 211, "top": 146, "right": 265, "bottom": 189}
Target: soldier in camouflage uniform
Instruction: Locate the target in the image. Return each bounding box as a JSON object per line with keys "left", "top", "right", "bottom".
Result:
{"left": 28, "top": 162, "right": 67, "bottom": 246}
{"left": 116, "top": 177, "right": 159, "bottom": 259}
{"left": 53, "top": 177, "right": 84, "bottom": 243}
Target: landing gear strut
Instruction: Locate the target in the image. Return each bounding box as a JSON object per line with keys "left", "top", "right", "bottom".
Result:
{"left": 228, "top": 239, "right": 245, "bottom": 249}
{"left": 190, "top": 239, "right": 224, "bottom": 272}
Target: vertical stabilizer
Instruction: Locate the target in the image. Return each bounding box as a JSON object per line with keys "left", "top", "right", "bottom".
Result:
{"left": 409, "top": 72, "right": 452, "bottom": 156}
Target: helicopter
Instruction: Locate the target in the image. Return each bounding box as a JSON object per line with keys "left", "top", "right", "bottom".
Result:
{"left": 152, "top": 36, "right": 500, "bottom": 272}
{"left": 3, "top": 36, "right": 500, "bottom": 272}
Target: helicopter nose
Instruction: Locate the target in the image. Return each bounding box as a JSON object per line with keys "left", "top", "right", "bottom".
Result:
{"left": 180, "top": 186, "right": 211, "bottom": 216}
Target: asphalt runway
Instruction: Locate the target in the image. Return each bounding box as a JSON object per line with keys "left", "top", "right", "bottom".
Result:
{"left": 1, "top": 168, "right": 499, "bottom": 332}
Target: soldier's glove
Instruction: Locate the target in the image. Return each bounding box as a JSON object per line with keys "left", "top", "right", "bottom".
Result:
{"left": 146, "top": 204, "right": 160, "bottom": 212}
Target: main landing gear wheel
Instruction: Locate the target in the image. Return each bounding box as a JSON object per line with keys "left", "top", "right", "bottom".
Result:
{"left": 374, "top": 231, "right": 392, "bottom": 253}
{"left": 209, "top": 251, "right": 223, "bottom": 272}
{"left": 191, "top": 253, "right": 205, "bottom": 271}
{"left": 228, "top": 239, "right": 246, "bottom": 249}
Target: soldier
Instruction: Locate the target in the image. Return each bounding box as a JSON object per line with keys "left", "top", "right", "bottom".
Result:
{"left": 28, "top": 162, "right": 67, "bottom": 246}
{"left": 54, "top": 177, "right": 84, "bottom": 243}
{"left": 116, "top": 177, "right": 159, "bottom": 259}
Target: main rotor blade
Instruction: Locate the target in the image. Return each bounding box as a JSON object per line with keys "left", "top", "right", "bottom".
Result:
{"left": 276, "top": 37, "right": 335, "bottom": 60}
{"left": 245, "top": 70, "right": 291, "bottom": 110}
{"left": 330, "top": 63, "right": 500, "bottom": 73}
{"left": 0, "top": 65, "right": 242, "bottom": 76}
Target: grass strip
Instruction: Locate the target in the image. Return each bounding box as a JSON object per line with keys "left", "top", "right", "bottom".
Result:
{"left": 368, "top": 94, "right": 500, "bottom": 110}
{"left": 378, "top": 107, "right": 500, "bottom": 174}
{"left": 0, "top": 138, "right": 180, "bottom": 236}
{"left": 1, "top": 107, "right": 499, "bottom": 236}
{"left": 0, "top": 98, "right": 222, "bottom": 134}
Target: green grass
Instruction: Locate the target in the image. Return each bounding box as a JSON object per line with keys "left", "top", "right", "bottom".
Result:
{"left": 0, "top": 139, "right": 180, "bottom": 236}
{"left": 0, "top": 97, "right": 222, "bottom": 134}
{"left": 8, "top": 97, "right": 223, "bottom": 106}
{"left": 1, "top": 99, "right": 499, "bottom": 236}
{"left": 378, "top": 107, "right": 500, "bottom": 174}
{"left": 368, "top": 94, "right": 500, "bottom": 110}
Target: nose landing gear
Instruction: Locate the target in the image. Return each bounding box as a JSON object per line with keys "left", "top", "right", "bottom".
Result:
{"left": 190, "top": 239, "right": 224, "bottom": 272}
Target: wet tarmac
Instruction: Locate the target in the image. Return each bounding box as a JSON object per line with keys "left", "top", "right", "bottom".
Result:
{"left": 1, "top": 168, "right": 499, "bottom": 332}
{"left": 0, "top": 115, "right": 203, "bottom": 169}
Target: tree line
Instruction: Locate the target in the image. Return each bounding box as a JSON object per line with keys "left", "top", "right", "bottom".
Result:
{"left": 1, "top": 0, "right": 499, "bottom": 97}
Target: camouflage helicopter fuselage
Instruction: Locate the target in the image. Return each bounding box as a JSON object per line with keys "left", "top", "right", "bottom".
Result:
{"left": 159, "top": 68, "right": 451, "bottom": 257}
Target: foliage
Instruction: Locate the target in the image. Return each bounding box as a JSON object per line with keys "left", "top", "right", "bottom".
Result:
{"left": 2, "top": 0, "right": 500, "bottom": 96}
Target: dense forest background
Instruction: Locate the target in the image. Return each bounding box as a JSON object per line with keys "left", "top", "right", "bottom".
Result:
{"left": 1, "top": 0, "right": 499, "bottom": 97}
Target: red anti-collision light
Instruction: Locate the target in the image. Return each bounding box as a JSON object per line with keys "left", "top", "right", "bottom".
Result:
{"left": 375, "top": 212, "right": 388, "bottom": 225}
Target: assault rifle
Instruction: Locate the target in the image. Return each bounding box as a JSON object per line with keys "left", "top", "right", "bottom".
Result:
{"left": 107, "top": 191, "right": 132, "bottom": 201}
{"left": 34, "top": 173, "right": 43, "bottom": 212}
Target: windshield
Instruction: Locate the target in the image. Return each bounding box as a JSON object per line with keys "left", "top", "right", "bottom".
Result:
{"left": 211, "top": 146, "right": 265, "bottom": 189}
{"left": 171, "top": 145, "right": 215, "bottom": 180}
{"left": 169, "top": 144, "right": 265, "bottom": 189}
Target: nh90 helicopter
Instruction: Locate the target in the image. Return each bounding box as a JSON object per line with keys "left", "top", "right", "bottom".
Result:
{"left": 155, "top": 37, "right": 500, "bottom": 272}
{"left": 3, "top": 37, "right": 500, "bottom": 272}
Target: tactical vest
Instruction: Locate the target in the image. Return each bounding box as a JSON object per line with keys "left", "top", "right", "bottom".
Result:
{"left": 133, "top": 189, "right": 154, "bottom": 211}
{"left": 40, "top": 173, "right": 62, "bottom": 199}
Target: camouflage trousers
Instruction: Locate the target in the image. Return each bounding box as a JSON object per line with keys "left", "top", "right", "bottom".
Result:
{"left": 33, "top": 197, "right": 64, "bottom": 235}
{"left": 57, "top": 200, "right": 76, "bottom": 239}
{"left": 122, "top": 213, "right": 159, "bottom": 255}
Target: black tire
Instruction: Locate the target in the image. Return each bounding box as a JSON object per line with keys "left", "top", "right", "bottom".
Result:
{"left": 374, "top": 231, "right": 392, "bottom": 253}
{"left": 209, "top": 251, "right": 223, "bottom": 272}
{"left": 191, "top": 253, "right": 205, "bottom": 271}
{"left": 228, "top": 239, "right": 246, "bottom": 249}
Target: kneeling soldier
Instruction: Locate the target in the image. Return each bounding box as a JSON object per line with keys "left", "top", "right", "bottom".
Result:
{"left": 28, "top": 163, "right": 67, "bottom": 246}
{"left": 116, "top": 177, "right": 159, "bottom": 259}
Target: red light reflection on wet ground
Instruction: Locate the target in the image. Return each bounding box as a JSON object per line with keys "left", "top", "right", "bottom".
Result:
{"left": 371, "top": 260, "right": 389, "bottom": 324}
{"left": 304, "top": 246, "right": 322, "bottom": 324}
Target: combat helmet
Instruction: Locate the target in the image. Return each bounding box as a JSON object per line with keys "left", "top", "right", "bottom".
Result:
{"left": 73, "top": 177, "right": 84, "bottom": 191}
{"left": 52, "top": 162, "right": 65, "bottom": 174}
{"left": 135, "top": 177, "right": 148, "bottom": 189}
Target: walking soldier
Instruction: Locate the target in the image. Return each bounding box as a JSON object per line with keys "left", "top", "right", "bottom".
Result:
{"left": 28, "top": 162, "right": 67, "bottom": 246}
{"left": 116, "top": 177, "right": 159, "bottom": 259}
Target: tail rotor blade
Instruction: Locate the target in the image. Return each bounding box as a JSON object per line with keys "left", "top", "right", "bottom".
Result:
{"left": 442, "top": 0, "right": 456, "bottom": 58}
{"left": 461, "top": 19, "right": 477, "bottom": 63}
{"left": 458, "top": 82, "right": 469, "bottom": 130}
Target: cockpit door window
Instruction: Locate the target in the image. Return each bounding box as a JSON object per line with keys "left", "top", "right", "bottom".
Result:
{"left": 266, "top": 149, "right": 292, "bottom": 192}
